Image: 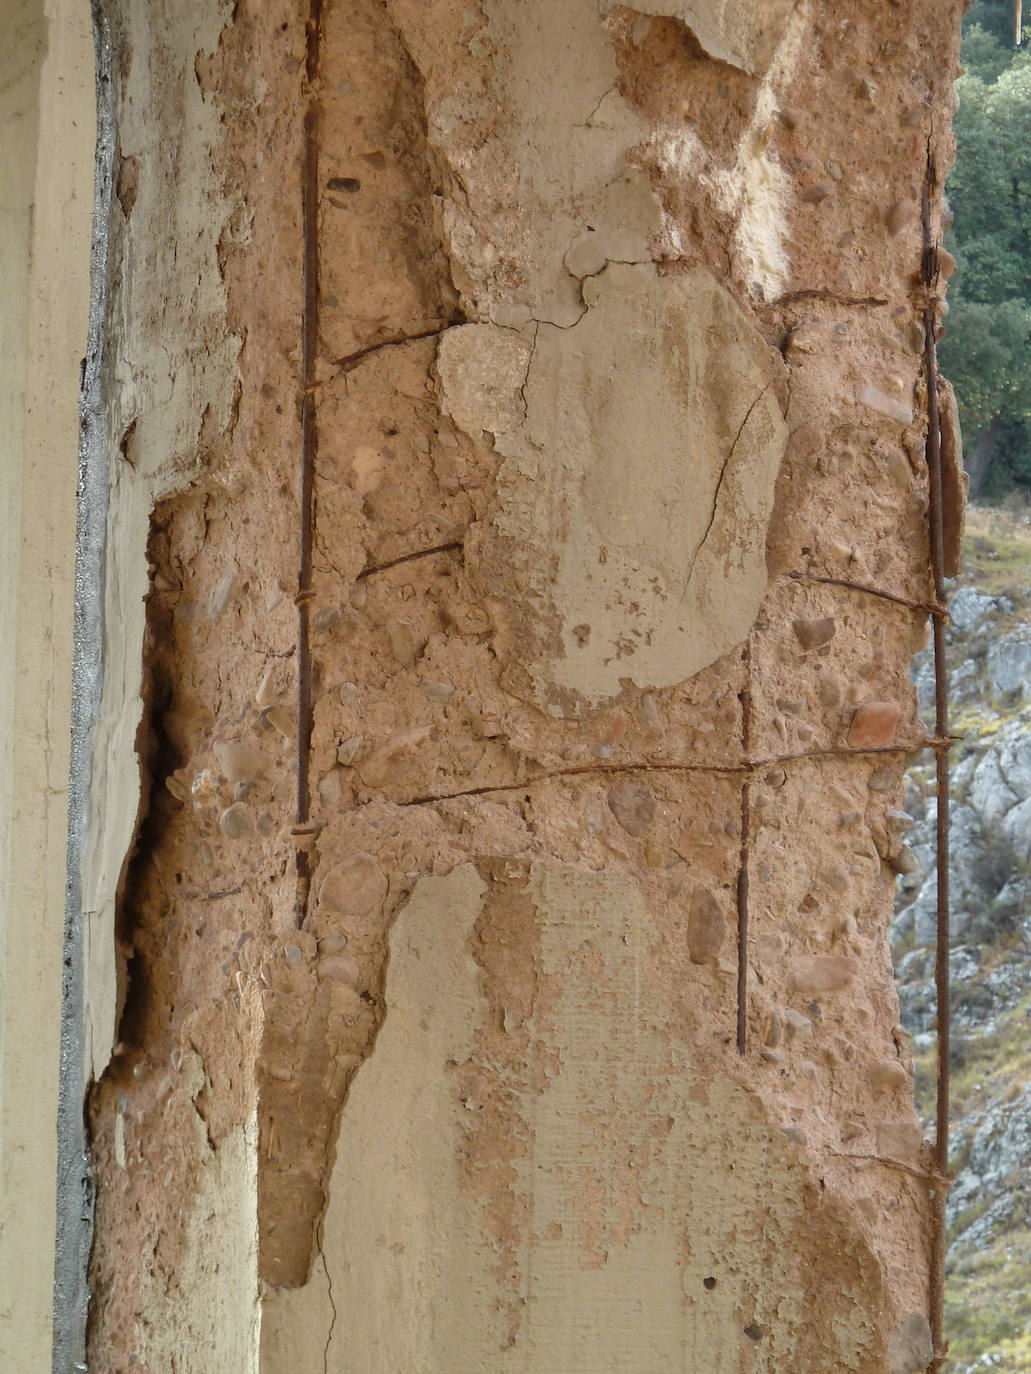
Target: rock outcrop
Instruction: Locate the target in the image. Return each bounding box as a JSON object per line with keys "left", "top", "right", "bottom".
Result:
{"left": 896, "top": 524, "right": 1031, "bottom": 1372}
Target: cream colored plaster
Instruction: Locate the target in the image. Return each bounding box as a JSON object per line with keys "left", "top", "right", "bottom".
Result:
{"left": 0, "top": 3, "right": 94, "bottom": 1369}
{"left": 262, "top": 864, "right": 885, "bottom": 1372}
{"left": 442, "top": 265, "right": 787, "bottom": 706}
{"left": 433, "top": 0, "right": 661, "bottom": 327}
{"left": 138, "top": 1115, "right": 261, "bottom": 1372}
{"left": 83, "top": 0, "right": 242, "bottom": 1080}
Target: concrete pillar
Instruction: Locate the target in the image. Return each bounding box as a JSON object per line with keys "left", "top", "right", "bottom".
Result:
{"left": 24, "top": 1, "right": 965, "bottom": 1370}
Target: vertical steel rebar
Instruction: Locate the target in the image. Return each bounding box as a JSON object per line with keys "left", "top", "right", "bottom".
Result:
{"left": 921, "top": 156, "right": 952, "bottom": 1374}
{"left": 736, "top": 641, "right": 752, "bottom": 1055}
{"left": 294, "top": 0, "right": 323, "bottom": 922}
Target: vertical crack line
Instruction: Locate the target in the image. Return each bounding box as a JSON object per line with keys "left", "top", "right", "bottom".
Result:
{"left": 294, "top": 0, "right": 324, "bottom": 924}
{"left": 736, "top": 639, "right": 752, "bottom": 1056}
{"left": 921, "top": 141, "right": 952, "bottom": 1374}
{"left": 318, "top": 1219, "right": 337, "bottom": 1373}
{"left": 680, "top": 385, "right": 770, "bottom": 609}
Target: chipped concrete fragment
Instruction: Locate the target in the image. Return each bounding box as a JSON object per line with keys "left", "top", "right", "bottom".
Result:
{"left": 436, "top": 324, "right": 533, "bottom": 438}
{"left": 600, "top": 0, "right": 796, "bottom": 75}
{"left": 81, "top": 0, "right": 242, "bottom": 1081}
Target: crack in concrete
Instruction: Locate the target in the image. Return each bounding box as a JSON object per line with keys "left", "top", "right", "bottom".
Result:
{"left": 319, "top": 1221, "right": 337, "bottom": 1373}
{"left": 680, "top": 381, "right": 771, "bottom": 605}
{"left": 518, "top": 321, "right": 539, "bottom": 415}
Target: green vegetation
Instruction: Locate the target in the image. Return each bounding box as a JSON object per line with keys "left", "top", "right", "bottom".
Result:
{"left": 940, "top": 1, "right": 1031, "bottom": 497}
{"left": 945, "top": 1230, "right": 1031, "bottom": 1371}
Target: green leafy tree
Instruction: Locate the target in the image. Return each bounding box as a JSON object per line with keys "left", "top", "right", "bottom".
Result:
{"left": 940, "top": 4, "right": 1031, "bottom": 495}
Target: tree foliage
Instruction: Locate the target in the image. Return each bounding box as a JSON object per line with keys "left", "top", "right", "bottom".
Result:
{"left": 939, "top": 2, "right": 1031, "bottom": 494}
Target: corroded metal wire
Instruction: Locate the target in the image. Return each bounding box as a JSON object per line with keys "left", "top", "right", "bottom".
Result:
{"left": 921, "top": 144, "right": 952, "bottom": 1374}
{"left": 737, "top": 642, "right": 752, "bottom": 1054}
{"left": 295, "top": 0, "right": 323, "bottom": 923}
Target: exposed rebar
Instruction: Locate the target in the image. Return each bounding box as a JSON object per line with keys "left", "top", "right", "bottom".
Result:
{"left": 921, "top": 144, "right": 953, "bottom": 1374}
{"left": 736, "top": 641, "right": 752, "bottom": 1055}
{"left": 295, "top": 0, "right": 323, "bottom": 923}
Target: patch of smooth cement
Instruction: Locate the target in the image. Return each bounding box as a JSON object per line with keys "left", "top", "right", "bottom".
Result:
{"left": 81, "top": 0, "right": 241, "bottom": 1081}
{"left": 138, "top": 1115, "right": 260, "bottom": 1372}
{"left": 261, "top": 864, "right": 885, "bottom": 1372}
{"left": 439, "top": 266, "right": 787, "bottom": 706}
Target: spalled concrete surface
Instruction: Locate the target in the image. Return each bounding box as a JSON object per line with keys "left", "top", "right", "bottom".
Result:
{"left": 81, "top": 0, "right": 242, "bottom": 1084}
{"left": 0, "top": 3, "right": 94, "bottom": 1370}
{"left": 78, "top": 0, "right": 967, "bottom": 1368}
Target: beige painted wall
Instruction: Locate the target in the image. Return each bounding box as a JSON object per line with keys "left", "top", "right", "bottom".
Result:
{"left": 0, "top": 2, "right": 95, "bottom": 1368}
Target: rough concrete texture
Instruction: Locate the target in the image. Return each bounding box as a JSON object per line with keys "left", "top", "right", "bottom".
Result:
{"left": 84, "top": 0, "right": 964, "bottom": 1368}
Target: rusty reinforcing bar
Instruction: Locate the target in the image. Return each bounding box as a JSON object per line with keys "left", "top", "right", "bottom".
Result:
{"left": 293, "top": 0, "right": 324, "bottom": 923}
{"left": 921, "top": 144, "right": 953, "bottom": 1374}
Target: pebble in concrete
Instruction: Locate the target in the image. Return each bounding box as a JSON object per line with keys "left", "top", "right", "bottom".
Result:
{"left": 792, "top": 616, "right": 836, "bottom": 650}
{"left": 847, "top": 701, "right": 901, "bottom": 749}
{"left": 869, "top": 1059, "right": 909, "bottom": 1090}
{"left": 386, "top": 618, "right": 417, "bottom": 667}
{"left": 790, "top": 954, "right": 859, "bottom": 994}
{"left": 606, "top": 778, "right": 657, "bottom": 837}
{"left": 219, "top": 802, "right": 256, "bottom": 839}
{"left": 319, "top": 853, "right": 388, "bottom": 918}
{"left": 214, "top": 740, "right": 268, "bottom": 784}
{"left": 687, "top": 886, "right": 726, "bottom": 964}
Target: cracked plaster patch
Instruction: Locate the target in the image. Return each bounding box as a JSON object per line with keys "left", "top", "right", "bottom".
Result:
{"left": 428, "top": 0, "right": 662, "bottom": 327}
{"left": 440, "top": 264, "right": 787, "bottom": 708}
{"left": 435, "top": 323, "right": 533, "bottom": 435}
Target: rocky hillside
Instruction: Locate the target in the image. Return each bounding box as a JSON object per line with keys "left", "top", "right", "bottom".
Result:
{"left": 895, "top": 507, "right": 1031, "bottom": 1372}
